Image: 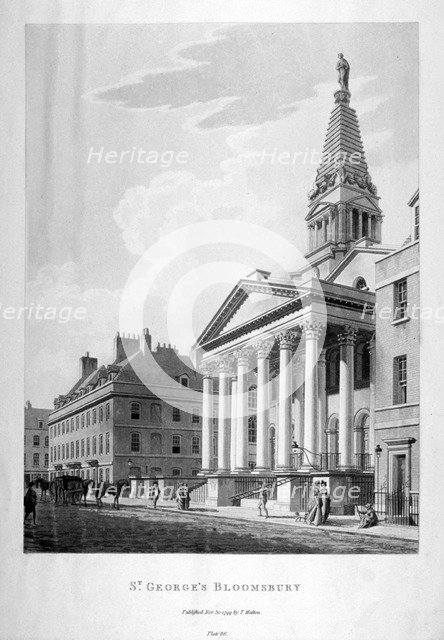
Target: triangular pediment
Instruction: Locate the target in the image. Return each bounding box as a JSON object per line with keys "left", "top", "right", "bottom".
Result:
{"left": 196, "top": 278, "right": 297, "bottom": 346}
{"left": 348, "top": 195, "right": 381, "bottom": 212}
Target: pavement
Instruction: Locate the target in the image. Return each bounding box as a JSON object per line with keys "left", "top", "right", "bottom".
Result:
{"left": 95, "top": 496, "right": 418, "bottom": 542}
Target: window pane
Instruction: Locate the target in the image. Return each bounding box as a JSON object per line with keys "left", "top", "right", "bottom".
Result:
{"left": 172, "top": 435, "right": 181, "bottom": 454}
{"left": 131, "top": 402, "right": 141, "bottom": 420}
{"left": 131, "top": 432, "right": 141, "bottom": 453}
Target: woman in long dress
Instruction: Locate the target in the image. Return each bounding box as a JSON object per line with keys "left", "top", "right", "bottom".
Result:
{"left": 305, "top": 480, "right": 323, "bottom": 526}
{"left": 320, "top": 480, "right": 331, "bottom": 524}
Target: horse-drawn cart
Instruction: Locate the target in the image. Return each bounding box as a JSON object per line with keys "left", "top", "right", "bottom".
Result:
{"left": 50, "top": 476, "right": 88, "bottom": 505}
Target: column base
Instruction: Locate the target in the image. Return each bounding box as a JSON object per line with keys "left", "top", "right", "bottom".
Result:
{"left": 215, "top": 468, "right": 231, "bottom": 475}
{"left": 197, "top": 469, "right": 213, "bottom": 476}
{"left": 251, "top": 467, "right": 272, "bottom": 475}
{"left": 273, "top": 466, "right": 293, "bottom": 474}
{"left": 230, "top": 468, "right": 250, "bottom": 475}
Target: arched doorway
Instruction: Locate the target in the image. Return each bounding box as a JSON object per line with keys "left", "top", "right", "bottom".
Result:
{"left": 354, "top": 410, "right": 370, "bottom": 469}
{"left": 326, "top": 415, "right": 339, "bottom": 469}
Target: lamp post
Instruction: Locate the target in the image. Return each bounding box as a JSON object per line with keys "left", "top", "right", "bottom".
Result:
{"left": 292, "top": 441, "right": 323, "bottom": 472}
{"left": 128, "top": 458, "right": 133, "bottom": 477}
{"left": 374, "top": 445, "right": 382, "bottom": 490}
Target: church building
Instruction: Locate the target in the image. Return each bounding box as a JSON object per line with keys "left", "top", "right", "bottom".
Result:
{"left": 194, "top": 58, "right": 408, "bottom": 513}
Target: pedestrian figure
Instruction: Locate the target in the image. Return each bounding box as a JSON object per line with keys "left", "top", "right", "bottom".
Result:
{"left": 257, "top": 482, "right": 269, "bottom": 519}
{"left": 320, "top": 480, "right": 331, "bottom": 524}
{"left": 152, "top": 481, "right": 161, "bottom": 509}
{"left": 24, "top": 482, "right": 38, "bottom": 526}
{"left": 176, "top": 482, "right": 190, "bottom": 510}
{"left": 357, "top": 503, "right": 379, "bottom": 529}
{"left": 305, "top": 480, "right": 323, "bottom": 526}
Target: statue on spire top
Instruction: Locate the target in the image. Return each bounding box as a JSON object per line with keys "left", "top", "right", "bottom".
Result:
{"left": 336, "top": 53, "right": 350, "bottom": 91}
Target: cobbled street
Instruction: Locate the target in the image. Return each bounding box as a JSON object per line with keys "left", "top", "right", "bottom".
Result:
{"left": 24, "top": 502, "right": 418, "bottom": 554}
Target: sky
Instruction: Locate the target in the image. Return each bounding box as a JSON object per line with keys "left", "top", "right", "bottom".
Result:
{"left": 25, "top": 23, "right": 418, "bottom": 407}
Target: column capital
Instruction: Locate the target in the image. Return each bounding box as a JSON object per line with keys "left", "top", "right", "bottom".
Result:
{"left": 276, "top": 328, "right": 299, "bottom": 350}
{"left": 318, "top": 348, "right": 327, "bottom": 365}
{"left": 216, "top": 354, "right": 235, "bottom": 375}
{"left": 337, "top": 325, "right": 358, "bottom": 346}
{"left": 200, "top": 361, "right": 216, "bottom": 378}
{"left": 301, "top": 319, "right": 325, "bottom": 340}
{"left": 252, "top": 337, "right": 274, "bottom": 358}
{"left": 233, "top": 346, "right": 253, "bottom": 366}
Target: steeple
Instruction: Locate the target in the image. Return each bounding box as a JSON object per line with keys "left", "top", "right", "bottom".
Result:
{"left": 305, "top": 55, "right": 383, "bottom": 277}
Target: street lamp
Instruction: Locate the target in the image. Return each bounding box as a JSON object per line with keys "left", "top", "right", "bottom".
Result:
{"left": 292, "top": 441, "right": 323, "bottom": 471}
{"left": 128, "top": 459, "right": 133, "bottom": 476}
{"left": 374, "top": 445, "right": 382, "bottom": 490}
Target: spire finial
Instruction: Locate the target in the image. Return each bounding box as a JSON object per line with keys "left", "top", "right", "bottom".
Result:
{"left": 336, "top": 53, "right": 350, "bottom": 91}
{"left": 334, "top": 53, "right": 351, "bottom": 105}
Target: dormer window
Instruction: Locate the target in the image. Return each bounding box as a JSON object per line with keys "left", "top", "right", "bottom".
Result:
{"left": 179, "top": 375, "right": 189, "bottom": 387}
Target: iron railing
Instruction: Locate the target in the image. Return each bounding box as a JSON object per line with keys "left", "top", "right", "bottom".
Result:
{"left": 374, "top": 490, "right": 419, "bottom": 526}
{"left": 320, "top": 453, "right": 341, "bottom": 471}
{"left": 291, "top": 451, "right": 341, "bottom": 471}
{"left": 232, "top": 476, "right": 278, "bottom": 501}
{"left": 354, "top": 453, "right": 374, "bottom": 471}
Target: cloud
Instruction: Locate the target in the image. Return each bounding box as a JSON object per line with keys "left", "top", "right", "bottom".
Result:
{"left": 112, "top": 162, "right": 281, "bottom": 255}
{"left": 87, "top": 25, "right": 325, "bottom": 130}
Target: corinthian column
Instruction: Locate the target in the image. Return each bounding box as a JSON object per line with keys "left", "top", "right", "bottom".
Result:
{"left": 216, "top": 355, "right": 233, "bottom": 473}
{"left": 233, "top": 347, "right": 252, "bottom": 473}
{"left": 317, "top": 349, "right": 327, "bottom": 455}
{"left": 276, "top": 329, "right": 299, "bottom": 472}
{"left": 253, "top": 338, "right": 273, "bottom": 473}
{"left": 230, "top": 375, "right": 237, "bottom": 472}
{"left": 200, "top": 362, "right": 215, "bottom": 474}
{"left": 338, "top": 325, "right": 358, "bottom": 468}
{"left": 302, "top": 321, "right": 323, "bottom": 468}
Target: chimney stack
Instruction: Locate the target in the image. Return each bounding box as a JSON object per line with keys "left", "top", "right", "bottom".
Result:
{"left": 79, "top": 353, "right": 98, "bottom": 380}
{"left": 140, "top": 327, "right": 152, "bottom": 355}
{"left": 114, "top": 333, "right": 140, "bottom": 362}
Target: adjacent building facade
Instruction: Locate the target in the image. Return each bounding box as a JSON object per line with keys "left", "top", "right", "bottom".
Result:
{"left": 48, "top": 330, "right": 205, "bottom": 482}
{"left": 374, "top": 191, "right": 419, "bottom": 503}
{"left": 24, "top": 400, "right": 50, "bottom": 483}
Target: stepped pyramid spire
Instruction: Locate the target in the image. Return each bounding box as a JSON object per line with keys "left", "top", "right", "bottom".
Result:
{"left": 304, "top": 54, "right": 383, "bottom": 277}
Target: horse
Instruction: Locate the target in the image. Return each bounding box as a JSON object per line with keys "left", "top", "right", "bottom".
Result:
{"left": 96, "top": 479, "right": 129, "bottom": 510}
{"left": 79, "top": 479, "right": 94, "bottom": 506}
{"left": 35, "top": 477, "right": 50, "bottom": 501}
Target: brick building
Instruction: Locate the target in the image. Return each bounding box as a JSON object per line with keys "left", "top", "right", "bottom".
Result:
{"left": 48, "top": 330, "right": 205, "bottom": 482}
{"left": 24, "top": 400, "right": 50, "bottom": 483}
{"left": 374, "top": 191, "right": 419, "bottom": 499}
